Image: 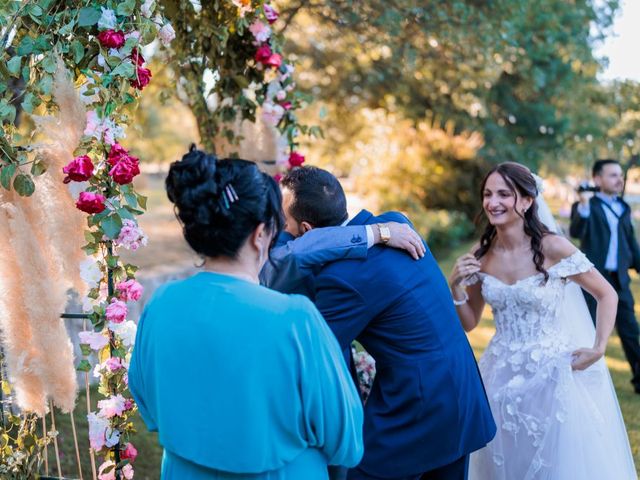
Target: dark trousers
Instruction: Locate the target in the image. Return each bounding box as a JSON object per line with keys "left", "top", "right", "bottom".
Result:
{"left": 346, "top": 454, "right": 469, "bottom": 480}
{"left": 584, "top": 271, "right": 640, "bottom": 391}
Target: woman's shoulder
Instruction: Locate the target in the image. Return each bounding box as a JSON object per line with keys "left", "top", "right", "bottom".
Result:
{"left": 542, "top": 234, "right": 577, "bottom": 264}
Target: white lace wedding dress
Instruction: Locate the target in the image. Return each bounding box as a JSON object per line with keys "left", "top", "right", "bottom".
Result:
{"left": 469, "top": 250, "right": 637, "bottom": 479}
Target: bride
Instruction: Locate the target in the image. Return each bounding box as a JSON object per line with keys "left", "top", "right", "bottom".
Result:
{"left": 449, "top": 162, "right": 637, "bottom": 479}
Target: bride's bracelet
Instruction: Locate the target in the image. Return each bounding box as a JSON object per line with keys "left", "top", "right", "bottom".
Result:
{"left": 452, "top": 289, "right": 469, "bottom": 306}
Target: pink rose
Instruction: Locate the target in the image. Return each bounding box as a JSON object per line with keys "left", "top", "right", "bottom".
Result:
{"left": 107, "top": 143, "right": 129, "bottom": 166}
{"left": 63, "top": 155, "right": 94, "bottom": 183}
{"left": 97, "top": 30, "right": 125, "bottom": 49}
{"left": 130, "top": 67, "right": 152, "bottom": 90}
{"left": 106, "top": 298, "right": 127, "bottom": 323}
{"left": 98, "top": 394, "right": 127, "bottom": 418}
{"left": 249, "top": 21, "right": 271, "bottom": 43}
{"left": 116, "top": 279, "right": 144, "bottom": 302}
{"left": 121, "top": 442, "right": 138, "bottom": 462}
{"left": 281, "top": 101, "right": 292, "bottom": 110}
{"left": 264, "top": 4, "right": 279, "bottom": 24}
{"left": 288, "top": 152, "right": 305, "bottom": 168}
{"left": 109, "top": 156, "right": 140, "bottom": 185}
{"left": 255, "top": 44, "right": 272, "bottom": 64}
{"left": 76, "top": 192, "right": 106, "bottom": 214}
{"left": 265, "top": 53, "right": 282, "bottom": 69}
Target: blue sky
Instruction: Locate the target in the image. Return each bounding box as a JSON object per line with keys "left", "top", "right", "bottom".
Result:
{"left": 597, "top": 0, "right": 640, "bottom": 81}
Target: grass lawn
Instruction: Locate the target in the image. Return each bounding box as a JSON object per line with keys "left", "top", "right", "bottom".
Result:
{"left": 46, "top": 243, "right": 639, "bottom": 478}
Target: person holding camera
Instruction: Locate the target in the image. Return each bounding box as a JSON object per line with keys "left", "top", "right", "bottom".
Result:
{"left": 570, "top": 158, "right": 640, "bottom": 394}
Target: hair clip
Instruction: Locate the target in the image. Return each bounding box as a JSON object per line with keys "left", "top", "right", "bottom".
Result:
{"left": 221, "top": 183, "right": 239, "bottom": 209}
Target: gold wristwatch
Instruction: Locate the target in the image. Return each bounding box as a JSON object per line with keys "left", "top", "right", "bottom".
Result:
{"left": 377, "top": 223, "right": 391, "bottom": 244}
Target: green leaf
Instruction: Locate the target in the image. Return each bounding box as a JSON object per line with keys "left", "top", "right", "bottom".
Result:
{"left": 82, "top": 243, "right": 99, "bottom": 255}
{"left": 76, "top": 360, "right": 92, "bottom": 372}
{"left": 101, "top": 214, "right": 123, "bottom": 239}
{"left": 0, "top": 164, "right": 16, "bottom": 190}
{"left": 33, "top": 35, "right": 50, "bottom": 54}
{"left": 13, "top": 173, "right": 35, "bottom": 197}
{"left": 21, "top": 92, "right": 39, "bottom": 114}
{"left": 6, "top": 56, "right": 21, "bottom": 76}
{"left": 71, "top": 40, "right": 84, "bottom": 64}
{"left": 0, "top": 100, "right": 17, "bottom": 124}
{"left": 124, "top": 191, "right": 138, "bottom": 208}
{"left": 111, "top": 61, "right": 135, "bottom": 79}
{"left": 78, "top": 7, "right": 101, "bottom": 27}
{"left": 117, "top": 207, "right": 135, "bottom": 220}
{"left": 124, "top": 263, "right": 139, "bottom": 277}
{"left": 30, "top": 158, "right": 47, "bottom": 176}
{"left": 41, "top": 54, "right": 57, "bottom": 74}
{"left": 116, "top": 0, "right": 136, "bottom": 16}
{"left": 39, "top": 74, "right": 53, "bottom": 95}
{"left": 59, "top": 19, "right": 76, "bottom": 36}
{"left": 80, "top": 344, "right": 93, "bottom": 356}
{"left": 17, "top": 36, "right": 34, "bottom": 56}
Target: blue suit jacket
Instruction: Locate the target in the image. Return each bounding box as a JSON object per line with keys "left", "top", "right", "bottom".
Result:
{"left": 315, "top": 210, "right": 496, "bottom": 477}
{"left": 261, "top": 226, "right": 369, "bottom": 299}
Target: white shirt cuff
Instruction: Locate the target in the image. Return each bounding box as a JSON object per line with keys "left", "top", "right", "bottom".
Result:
{"left": 365, "top": 225, "right": 374, "bottom": 248}
{"left": 577, "top": 203, "right": 590, "bottom": 218}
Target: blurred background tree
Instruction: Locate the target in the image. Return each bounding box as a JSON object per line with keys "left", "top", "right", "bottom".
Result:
{"left": 138, "top": 0, "right": 640, "bottom": 255}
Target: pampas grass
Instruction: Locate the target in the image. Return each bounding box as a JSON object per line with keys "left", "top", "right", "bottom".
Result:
{"left": 0, "top": 58, "right": 85, "bottom": 413}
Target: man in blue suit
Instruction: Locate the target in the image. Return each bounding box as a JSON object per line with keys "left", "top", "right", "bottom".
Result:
{"left": 271, "top": 167, "right": 496, "bottom": 480}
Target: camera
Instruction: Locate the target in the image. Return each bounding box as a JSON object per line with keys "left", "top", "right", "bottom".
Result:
{"left": 577, "top": 182, "right": 599, "bottom": 193}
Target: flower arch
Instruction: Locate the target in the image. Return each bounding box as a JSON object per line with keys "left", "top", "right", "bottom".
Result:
{"left": 0, "top": 1, "right": 308, "bottom": 478}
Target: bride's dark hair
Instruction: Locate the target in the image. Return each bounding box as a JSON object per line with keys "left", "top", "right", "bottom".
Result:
{"left": 474, "top": 162, "right": 553, "bottom": 282}
{"left": 165, "top": 145, "right": 284, "bottom": 259}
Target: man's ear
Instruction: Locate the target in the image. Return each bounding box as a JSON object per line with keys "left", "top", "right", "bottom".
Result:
{"left": 301, "top": 221, "right": 314, "bottom": 233}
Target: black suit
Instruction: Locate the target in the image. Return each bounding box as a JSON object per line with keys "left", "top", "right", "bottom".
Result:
{"left": 570, "top": 196, "right": 640, "bottom": 392}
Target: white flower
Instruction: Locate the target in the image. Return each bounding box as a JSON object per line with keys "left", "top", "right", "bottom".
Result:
{"left": 78, "top": 331, "right": 109, "bottom": 351}
{"left": 141, "top": 0, "right": 155, "bottom": 18}
{"left": 220, "top": 97, "right": 234, "bottom": 109}
{"left": 98, "top": 8, "right": 117, "bottom": 30}
{"left": 109, "top": 320, "right": 137, "bottom": 348}
{"left": 261, "top": 101, "right": 285, "bottom": 126}
{"left": 80, "top": 257, "right": 102, "bottom": 289}
{"left": 104, "top": 427, "right": 121, "bottom": 447}
{"left": 276, "top": 90, "right": 287, "bottom": 101}
{"left": 158, "top": 22, "right": 176, "bottom": 46}
{"left": 87, "top": 412, "right": 110, "bottom": 450}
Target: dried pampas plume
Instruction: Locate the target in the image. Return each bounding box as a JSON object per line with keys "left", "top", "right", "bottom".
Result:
{"left": 0, "top": 57, "right": 85, "bottom": 413}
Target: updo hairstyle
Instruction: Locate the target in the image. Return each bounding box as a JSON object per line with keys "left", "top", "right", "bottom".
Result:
{"left": 165, "top": 145, "right": 283, "bottom": 259}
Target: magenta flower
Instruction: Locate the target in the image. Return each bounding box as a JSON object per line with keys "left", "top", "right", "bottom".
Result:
{"left": 116, "top": 279, "right": 144, "bottom": 302}
{"left": 106, "top": 298, "right": 127, "bottom": 324}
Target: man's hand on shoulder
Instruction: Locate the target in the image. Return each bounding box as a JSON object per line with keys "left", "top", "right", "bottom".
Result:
{"left": 372, "top": 222, "right": 426, "bottom": 260}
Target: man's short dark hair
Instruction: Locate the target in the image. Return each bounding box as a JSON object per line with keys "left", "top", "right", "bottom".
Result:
{"left": 281, "top": 166, "right": 348, "bottom": 227}
{"left": 593, "top": 159, "right": 620, "bottom": 177}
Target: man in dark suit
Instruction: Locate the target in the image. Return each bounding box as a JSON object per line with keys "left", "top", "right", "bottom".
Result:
{"left": 570, "top": 158, "right": 640, "bottom": 394}
{"left": 277, "top": 167, "right": 496, "bottom": 480}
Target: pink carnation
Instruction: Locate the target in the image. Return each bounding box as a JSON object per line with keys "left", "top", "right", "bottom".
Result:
{"left": 98, "top": 394, "right": 127, "bottom": 418}
{"left": 105, "top": 357, "right": 124, "bottom": 372}
{"left": 122, "top": 442, "right": 138, "bottom": 463}
{"left": 265, "top": 53, "right": 282, "bottom": 69}
{"left": 98, "top": 460, "right": 116, "bottom": 480}
{"left": 116, "top": 279, "right": 144, "bottom": 302}
{"left": 249, "top": 21, "right": 271, "bottom": 43}
{"left": 106, "top": 298, "right": 128, "bottom": 324}
{"left": 115, "top": 219, "right": 148, "bottom": 251}
{"left": 122, "top": 464, "right": 134, "bottom": 479}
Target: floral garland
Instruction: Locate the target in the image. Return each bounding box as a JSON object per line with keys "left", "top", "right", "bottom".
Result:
{"left": 191, "top": 1, "right": 316, "bottom": 177}
{"left": 64, "top": 4, "right": 171, "bottom": 478}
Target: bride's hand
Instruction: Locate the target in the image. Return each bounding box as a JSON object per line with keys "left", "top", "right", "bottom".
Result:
{"left": 571, "top": 347, "right": 604, "bottom": 371}
{"left": 449, "top": 253, "right": 481, "bottom": 287}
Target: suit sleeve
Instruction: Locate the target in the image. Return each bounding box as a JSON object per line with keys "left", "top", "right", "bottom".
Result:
{"left": 314, "top": 272, "right": 372, "bottom": 351}
{"left": 627, "top": 215, "right": 640, "bottom": 272}
{"left": 262, "top": 227, "right": 368, "bottom": 290}
{"left": 569, "top": 202, "right": 589, "bottom": 239}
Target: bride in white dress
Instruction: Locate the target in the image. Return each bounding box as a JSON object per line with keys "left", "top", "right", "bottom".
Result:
{"left": 449, "top": 162, "right": 637, "bottom": 479}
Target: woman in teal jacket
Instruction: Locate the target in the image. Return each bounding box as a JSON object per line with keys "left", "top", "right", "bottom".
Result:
{"left": 128, "top": 147, "right": 363, "bottom": 479}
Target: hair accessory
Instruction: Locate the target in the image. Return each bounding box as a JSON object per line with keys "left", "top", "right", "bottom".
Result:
{"left": 221, "top": 183, "right": 239, "bottom": 209}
